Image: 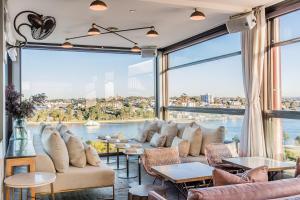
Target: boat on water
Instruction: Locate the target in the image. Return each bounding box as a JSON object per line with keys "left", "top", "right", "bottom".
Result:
{"left": 84, "top": 120, "right": 100, "bottom": 127}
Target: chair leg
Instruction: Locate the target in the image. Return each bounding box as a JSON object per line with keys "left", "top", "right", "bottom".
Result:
{"left": 112, "top": 185, "right": 115, "bottom": 200}
{"left": 153, "top": 177, "right": 157, "bottom": 185}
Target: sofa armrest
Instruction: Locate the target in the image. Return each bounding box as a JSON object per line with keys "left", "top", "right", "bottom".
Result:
{"left": 148, "top": 191, "right": 167, "bottom": 200}
{"left": 35, "top": 154, "right": 56, "bottom": 173}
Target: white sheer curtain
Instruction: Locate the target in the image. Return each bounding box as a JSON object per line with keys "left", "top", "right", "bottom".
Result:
{"left": 240, "top": 7, "right": 266, "bottom": 157}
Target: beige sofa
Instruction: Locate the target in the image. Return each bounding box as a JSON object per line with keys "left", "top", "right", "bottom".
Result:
{"left": 32, "top": 126, "right": 115, "bottom": 197}
{"left": 148, "top": 177, "right": 300, "bottom": 200}
{"left": 139, "top": 120, "right": 228, "bottom": 165}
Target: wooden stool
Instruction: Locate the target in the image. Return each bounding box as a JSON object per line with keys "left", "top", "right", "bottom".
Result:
{"left": 128, "top": 184, "right": 166, "bottom": 200}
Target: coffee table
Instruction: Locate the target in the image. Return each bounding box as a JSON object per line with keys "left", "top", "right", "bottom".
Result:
{"left": 223, "top": 157, "right": 296, "bottom": 180}
{"left": 151, "top": 162, "right": 213, "bottom": 197}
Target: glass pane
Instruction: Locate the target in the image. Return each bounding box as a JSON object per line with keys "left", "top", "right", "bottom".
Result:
{"left": 168, "top": 55, "right": 245, "bottom": 108}
{"left": 280, "top": 42, "right": 300, "bottom": 111}
{"left": 22, "top": 49, "right": 155, "bottom": 145}
{"left": 168, "top": 33, "right": 241, "bottom": 68}
{"left": 279, "top": 9, "right": 300, "bottom": 41}
{"left": 168, "top": 111, "right": 243, "bottom": 141}
{"left": 282, "top": 118, "right": 300, "bottom": 161}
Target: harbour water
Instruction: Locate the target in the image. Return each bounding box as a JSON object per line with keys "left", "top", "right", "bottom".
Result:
{"left": 27, "top": 118, "right": 300, "bottom": 145}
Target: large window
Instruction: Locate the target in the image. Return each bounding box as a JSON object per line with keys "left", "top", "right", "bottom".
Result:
{"left": 22, "top": 49, "right": 155, "bottom": 142}
{"left": 166, "top": 33, "right": 244, "bottom": 140}
{"left": 271, "top": 9, "right": 300, "bottom": 160}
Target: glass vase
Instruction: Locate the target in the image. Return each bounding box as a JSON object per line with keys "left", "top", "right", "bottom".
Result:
{"left": 13, "top": 118, "right": 28, "bottom": 140}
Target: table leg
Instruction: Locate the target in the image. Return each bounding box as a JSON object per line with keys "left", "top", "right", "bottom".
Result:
{"left": 117, "top": 148, "right": 119, "bottom": 169}
{"left": 107, "top": 142, "right": 110, "bottom": 164}
{"left": 29, "top": 160, "right": 36, "bottom": 200}
{"left": 126, "top": 155, "right": 129, "bottom": 178}
{"left": 20, "top": 188, "right": 22, "bottom": 200}
{"left": 51, "top": 183, "right": 55, "bottom": 200}
{"left": 138, "top": 155, "right": 141, "bottom": 185}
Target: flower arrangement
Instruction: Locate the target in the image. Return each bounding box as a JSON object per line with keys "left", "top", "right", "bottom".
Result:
{"left": 5, "top": 85, "right": 47, "bottom": 119}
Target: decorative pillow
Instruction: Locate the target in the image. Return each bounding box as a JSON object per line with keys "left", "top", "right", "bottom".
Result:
{"left": 66, "top": 136, "right": 87, "bottom": 168}
{"left": 146, "top": 131, "right": 156, "bottom": 142}
{"left": 41, "top": 131, "right": 69, "bottom": 172}
{"left": 160, "top": 122, "right": 178, "bottom": 147}
{"left": 205, "top": 142, "right": 238, "bottom": 165}
{"left": 85, "top": 145, "right": 101, "bottom": 166}
{"left": 176, "top": 122, "right": 194, "bottom": 138}
{"left": 182, "top": 125, "right": 202, "bottom": 156}
{"left": 213, "top": 168, "right": 247, "bottom": 186}
{"left": 200, "top": 126, "right": 225, "bottom": 155}
{"left": 61, "top": 131, "right": 72, "bottom": 143}
{"left": 39, "top": 123, "right": 50, "bottom": 135}
{"left": 171, "top": 136, "right": 190, "bottom": 157}
{"left": 137, "top": 120, "right": 159, "bottom": 143}
{"left": 150, "top": 133, "right": 167, "bottom": 147}
{"left": 241, "top": 166, "right": 269, "bottom": 182}
{"left": 213, "top": 166, "right": 268, "bottom": 186}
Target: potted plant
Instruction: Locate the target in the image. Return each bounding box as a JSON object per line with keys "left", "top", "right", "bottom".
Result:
{"left": 5, "top": 85, "right": 46, "bottom": 139}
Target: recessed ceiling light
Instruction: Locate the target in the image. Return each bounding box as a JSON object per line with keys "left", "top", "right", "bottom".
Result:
{"left": 89, "top": 0, "right": 108, "bottom": 11}
{"left": 190, "top": 8, "right": 206, "bottom": 21}
{"left": 129, "top": 9, "right": 136, "bottom": 13}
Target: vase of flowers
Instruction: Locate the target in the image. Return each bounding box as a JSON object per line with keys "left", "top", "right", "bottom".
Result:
{"left": 5, "top": 85, "right": 46, "bottom": 140}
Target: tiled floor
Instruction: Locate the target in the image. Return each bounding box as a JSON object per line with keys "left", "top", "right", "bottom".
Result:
{"left": 12, "top": 155, "right": 185, "bottom": 200}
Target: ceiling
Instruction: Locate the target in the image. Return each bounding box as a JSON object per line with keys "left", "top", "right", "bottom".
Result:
{"left": 7, "top": 0, "right": 282, "bottom": 49}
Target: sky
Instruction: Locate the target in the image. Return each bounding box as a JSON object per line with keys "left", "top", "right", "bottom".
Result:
{"left": 22, "top": 10, "right": 300, "bottom": 99}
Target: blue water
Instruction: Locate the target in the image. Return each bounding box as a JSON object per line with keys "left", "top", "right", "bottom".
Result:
{"left": 27, "top": 118, "right": 300, "bottom": 144}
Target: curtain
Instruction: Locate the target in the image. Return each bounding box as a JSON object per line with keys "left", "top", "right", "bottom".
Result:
{"left": 240, "top": 6, "right": 266, "bottom": 157}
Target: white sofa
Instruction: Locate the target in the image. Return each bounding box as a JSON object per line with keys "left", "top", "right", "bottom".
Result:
{"left": 32, "top": 126, "right": 115, "bottom": 197}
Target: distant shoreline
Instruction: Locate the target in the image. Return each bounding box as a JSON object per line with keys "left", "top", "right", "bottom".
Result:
{"left": 27, "top": 118, "right": 153, "bottom": 125}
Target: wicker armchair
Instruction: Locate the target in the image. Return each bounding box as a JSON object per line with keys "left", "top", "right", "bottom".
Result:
{"left": 141, "top": 147, "right": 181, "bottom": 182}
{"left": 205, "top": 142, "right": 243, "bottom": 173}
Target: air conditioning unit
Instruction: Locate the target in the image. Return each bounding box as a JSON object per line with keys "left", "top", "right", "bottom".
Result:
{"left": 226, "top": 11, "right": 256, "bottom": 33}
{"left": 141, "top": 46, "right": 157, "bottom": 58}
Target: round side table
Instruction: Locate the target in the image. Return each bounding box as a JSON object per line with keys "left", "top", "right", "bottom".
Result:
{"left": 5, "top": 172, "right": 56, "bottom": 200}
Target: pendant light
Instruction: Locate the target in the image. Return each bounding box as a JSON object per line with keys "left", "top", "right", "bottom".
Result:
{"left": 190, "top": 8, "right": 206, "bottom": 21}
{"left": 62, "top": 41, "right": 73, "bottom": 48}
{"left": 146, "top": 27, "right": 159, "bottom": 37}
{"left": 131, "top": 44, "right": 141, "bottom": 52}
{"left": 88, "top": 25, "right": 101, "bottom": 35}
{"left": 89, "top": 0, "right": 108, "bottom": 11}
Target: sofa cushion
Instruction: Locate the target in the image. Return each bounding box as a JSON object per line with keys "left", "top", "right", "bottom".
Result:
{"left": 200, "top": 126, "right": 225, "bottom": 155}
{"left": 205, "top": 142, "right": 238, "bottom": 166}
{"left": 171, "top": 136, "right": 190, "bottom": 157}
{"left": 188, "top": 178, "right": 300, "bottom": 200}
{"left": 182, "top": 125, "right": 202, "bottom": 156}
{"left": 137, "top": 120, "right": 159, "bottom": 143}
{"left": 176, "top": 122, "right": 193, "bottom": 138}
{"left": 41, "top": 130, "right": 69, "bottom": 173}
{"left": 241, "top": 166, "right": 269, "bottom": 182}
{"left": 66, "top": 136, "right": 87, "bottom": 168}
{"left": 58, "top": 124, "right": 69, "bottom": 136}
{"left": 160, "top": 122, "right": 178, "bottom": 147}
{"left": 150, "top": 133, "right": 167, "bottom": 147}
{"left": 86, "top": 145, "right": 102, "bottom": 166}
{"left": 180, "top": 155, "right": 208, "bottom": 164}
{"left": 36, "top": 164, "right": 115, "bottom": 193}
